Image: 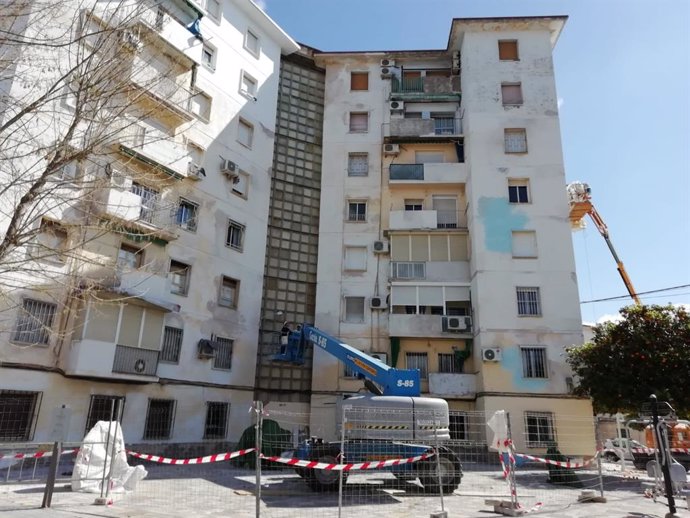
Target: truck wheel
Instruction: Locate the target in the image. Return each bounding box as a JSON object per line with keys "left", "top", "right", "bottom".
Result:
{"left": 420, "top": 449, "right": 462, "bottom": 494}
{"left": 305, "top": 447, "right": 347, "bottom": 492}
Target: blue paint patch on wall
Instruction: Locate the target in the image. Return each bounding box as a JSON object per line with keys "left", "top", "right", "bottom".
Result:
{"left": 477, "top": 197, "right": 529, "bottom": 252}
{"left": 501, "top": 347, "right": 549, "bottom": 391}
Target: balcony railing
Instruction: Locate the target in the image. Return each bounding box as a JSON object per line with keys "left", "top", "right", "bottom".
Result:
{"left": 389, "top": 209, "right": 467, "bottom": 230}
{"left": 391, "top": 75, "right": 461, "bottom": 96}
{"left": 385, "top": 118, "right": 463, "bottom": 139}
{"left": 390, "top": 164, "right": 424, "bottom": 180}
{"left": 112, "top": 345, "right": 159, "bottom": 376}
{"left": 389, "top": 162, "right": 468, "bottom": 184}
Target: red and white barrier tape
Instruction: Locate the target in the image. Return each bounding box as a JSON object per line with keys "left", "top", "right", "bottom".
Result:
{"left": 126, "top": 448, "right": 255, "bottom": 465}
{"left": 631, "top": 447, "right": 690, "bottom": 454}
{"left": 259, "top": 452, "right": 434, "bottom": 471}
{"left": 0, "top": 448, "right": 78, "bottom": 460}
{"left": 514, "top": 451, "right": 598, "bottom": 469}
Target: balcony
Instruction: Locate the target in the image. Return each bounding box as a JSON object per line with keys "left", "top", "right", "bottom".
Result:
{"left": 391, "top": 75, "right": 461, "bottom": 101}
{"left": 96, "top": 182, "right": 179, "bottom": 242}
{"left": 64, "top": 339, "right": 159, "bottom": 381}
{"left": 128, "top": 57, "right": 195, "bottom": 127}
{"left": 389, "top": 163, "right": 468, "bottom": 185}
{"left": 428, "top": 373, "right": 476, "bottom": 399}
{"left": 389, "top": 210, "right": 467, "bottom": 230}
{"left": 384, "top": 118, "right": 463, "bottom": 143}
{"left": 389, "top": 314, "right": 472, "bottom": 338}
{"left": 117, "top": 125, "right": 191, "bottom": 179}
{"left": 390, "top": 261, "right": 470, "bottom": 282}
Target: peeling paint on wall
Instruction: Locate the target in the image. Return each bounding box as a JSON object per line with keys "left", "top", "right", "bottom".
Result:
{"left": 477, "top": 197, "right": 528, "bottom": 252}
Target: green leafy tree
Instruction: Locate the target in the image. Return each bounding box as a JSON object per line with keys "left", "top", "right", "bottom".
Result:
{"left": 567, "top": 304, "right": 690, "bottom": 415}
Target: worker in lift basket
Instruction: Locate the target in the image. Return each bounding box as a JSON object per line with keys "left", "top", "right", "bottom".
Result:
{"left": 280, "top": 321, "right": 291, "bottom": 353}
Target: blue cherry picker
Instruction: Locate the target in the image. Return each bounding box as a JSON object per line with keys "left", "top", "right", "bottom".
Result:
{"left": 273, "top": 323, "right": 462, "bottom": 492}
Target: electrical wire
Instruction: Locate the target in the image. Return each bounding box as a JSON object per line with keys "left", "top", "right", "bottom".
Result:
{"left": 580, "top": 284, "right": 690, "bottom": 304}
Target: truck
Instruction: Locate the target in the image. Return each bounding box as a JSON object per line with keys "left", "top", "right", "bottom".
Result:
{"left": 273, "top": 323, "right": 463, "bottom": 492}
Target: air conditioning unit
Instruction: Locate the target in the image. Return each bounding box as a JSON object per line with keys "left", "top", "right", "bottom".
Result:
{"left": 110, "top": 171, "right": 132, "bottom": 190}
{"left": 119, "top": 29, "right": 142, "bottom": 52}
{"left": 133, "top": 358, "right": 147, "bottom": 374}
{"left": 370, "top": 353, "right": 388, "bottom": 365}
{"left": 451, "top": 51, "right": 460, "bottom": 74}
{"left": 380, "top": 58, "right": 396, "bottom": 67}
{"left": 370, "top": 296, "right": 387, "bottom": 310}
{"left": 389, "top": 100, "right": 404, "bottom": 112}
{"left": 187, "top": 162, "right": 205, "bottom": 179}
{"left": 197, "top": 339, "right": 216, "bottom": 359}
{"left": 383, "top": 143, "right": 400, "bottom": 155}
{"left": 373, "top": 240, "right": 389, "bottom": 254}
{"left": 220, "top": 158, "right": 239, "bottom": 179}
{"left": 482, "top": 347, "right": 502, "bottom": 362}
{"left": 380, "top": 67, "right": 393, "bottom": 79}
{"left": 443, "top": 315, "right": 470, "bottom": 332}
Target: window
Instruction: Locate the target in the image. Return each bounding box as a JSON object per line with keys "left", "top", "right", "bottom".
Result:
{"left": 237, "top": 118, "right": 254, "bottom": 148}
{"left": 240, "top": 71, "right": 258, "bottom": 97}
{"left": 55, "top": 161, "right": 79, "bottom": 182}
{"left": 160, "top": 326, "right": 183, "bottom": 363}
{"left": 501, "top": 83, "right": 523, "bottom": 106}
{"left": 189, "top": 90, "right": 212, "bottom": 121}
{"left": 406, "top": 352, "right": 428, "bottom": 379}
{"left": 349, "top": 112, "right": 369, "bottom": 133}
{"left": 226, "top": 220, "right": 245, "bottom": 251}
{"left": 13, "top": 299, "right": 57, "bottom": 345}
{"left": 204, "top": 402, "right": 229, "bottom": 439}
{"left": 508, "top": 179, "right": 530, "bottom": 203}
{"left": 449, "top": 413, "right": 467, "bottom": 441}
{"left": 498, "top": 40, "right": 519, "bottom": 61}
{"left": 438, "top": 353, "right": 461, "bottom": 374}
{"left": 524, "top": 411, "right": 555, "bottom": 447}
{"left": 516, "top": 287, "right": 541, "bottom": 316}
{"left": 350, "top": 72, "right": 369, "bottom": 91}
{"left": 143, "top": 399, "right": 176, "bottom": 440}
{"left": 232, "top": 171, "right": 250, "bottom": 198}
{"left": 85, "top": 395, "right": 124, "bottom": 434}
{"left": 347, "top": 153, "right": 368, "bottom": 176}
{"left": 432, "top": 195, "right": 458, "bottom": 228}
{"left": 404, "top": 199, "right": 423, "bottom": 211}
{"left": 344, "top": 296, "right": 365, "bottom": 323}
{"left": 347, "top": 201, "right": 367, "bottom": 222}
{"left": 504, "top": 128, "right": 527, "bottom": 153}
{"left": 202, "top": 43, "right": 216, "bottom": 70}
{"left": 512, "top": 231, "right": 537, "bottom": 258}
{"left": 343, "top": 363, "right": 357, "bottom": 378}
{"left": 415, "top": 151, "right": 445, "bottom": 164}
{"left": 344, "top": 246, "right": 367, "bottom": 271}
{"left": 176, "top": 199, "right": 198, "bottom": 232}
{"left": 206, "top": 0, "right": 221, "bottom": 20}
{"left": 390, "top": 261, "right": 425, "bottom": 279}
{"left": 0, "top": 390, "right": 41, "bottom": 441}
{"left": 244, "top": 29, "right": 260, "bottom": 57}
{"left": 213, "top": 336, "right": 233, "bottom": 370}
{"left": 219, "top": 276, "right": 239, "bottom": 308}
{"left": 521, "top": 347, "right": 548, "bottom": 378}
{"left": 117, "top": 243, "right": 144, "bottom": 270}
{"left": 170, "top": 260, "right": 191, "bottom": 296}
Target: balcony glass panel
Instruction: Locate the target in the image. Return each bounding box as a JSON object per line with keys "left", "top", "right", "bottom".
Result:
{"left": 389, "top": 164, "right": 424, "bottom": 180}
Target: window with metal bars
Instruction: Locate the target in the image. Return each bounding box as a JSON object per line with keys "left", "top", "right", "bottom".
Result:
{"left": 524, "top": 411, "right": 555, "bottom": 447}
{"left": 504, "top": 128, "right": 527, "bottom": 153}
{"left": 85, "top": 395, "right": 124, "bottom": 434}
{"left": 406, "top": 352, "right": 428, "bottom": 379}
{"left": 0, "top": 390, "right": 41, "bottom": 441}
{"left": 347, "top": 153, "right": 369, "bottom": 176}
{"left": 438, "top": 353, "right": 461, "bottom": 373}
{"left": 226, "top": 220, "right": 245, "bottom": 251}
{"left": 176, "top": 199, "right": 198, "bottom": 232}
{"left": 347, "top": 202, "right": 367, "bottom": 222}
{"left": 516, "top": 287, "right": 541, "bottom": 316}
{"left": 143, "top": 399, "right": 176, "bottom": 440}
{"left": 449, "top": 413, "right": 467, "bottom": 441}
{"left": 213, "top": 336, "right": 233, "bottom": 370}
{"left": 160, "top": 326, "right": 183, "bottom": 363}
{"left": 204, "top": 402, "right": 229, "bottom": 439}
{"left": 521, "top": 347, "right": 548, "bottom": 378}
{"left": 12, "top": 299, "right": 57, "bottom": 345}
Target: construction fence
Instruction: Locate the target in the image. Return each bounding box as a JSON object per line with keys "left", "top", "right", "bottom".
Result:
{"left": 0, "top": 403, "right": 675, "bottom": 517}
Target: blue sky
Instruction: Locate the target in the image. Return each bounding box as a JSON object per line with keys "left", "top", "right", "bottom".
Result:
{"left": 261, "top": 0, "right": 690, "bottom": 323}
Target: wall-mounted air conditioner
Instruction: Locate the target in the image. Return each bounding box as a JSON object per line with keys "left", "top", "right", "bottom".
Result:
{"left": 373, "top": 240, "right": 389, "bottom": 254}
{"left": 187, "top": 162, "right": 205, "bottom": 179}
{"left": 197, "top": 339, "right": 216, "bottom": 359}
{"left": 383, "top": 143, "right": 400, "bottom": 156}
{"left": 380, "top": 67, "right": 393, "bottom": 79}
{"left": 442, "top": 315, "right": 471, "bottom": 332}
{"left": 370, "top": 296, "right": 387, "bottom": 310}
{"left": 481, "top": 347, "right": 502, "bottom": 362}
{"left": 380, "top": 58, "right": 396, "bottom": 67}
{"left": 389, "top": 100, "right": 404, "bottom": 112}
{"left": 370, "top": 352, "right": 388, "bottom": 365}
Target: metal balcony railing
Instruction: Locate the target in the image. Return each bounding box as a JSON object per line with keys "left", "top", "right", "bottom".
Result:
{"left": 385, "top": 118, "right": 463, "bottom": 139}
{"left": 112, "top": 345, "right": 159, "bottom": 376}
{"left": 436, "top": 210, "right": 462, "bottom": 229}
{"left": 391, "top": 75, "right": 461, "bottom": 95}
{"left": 129, "top": 184, "right": 178, "bottom": 229}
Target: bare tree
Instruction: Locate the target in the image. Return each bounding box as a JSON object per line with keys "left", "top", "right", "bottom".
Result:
{"left": 0, "top": 0, "right": 201, "bottom": 349}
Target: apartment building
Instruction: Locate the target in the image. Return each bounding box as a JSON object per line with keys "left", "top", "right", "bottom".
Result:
{"left": 0, "top": 0, "right": 298, "bottom": 451}
{"left": 307, "top": 16, "right": 594, "bottom": 454}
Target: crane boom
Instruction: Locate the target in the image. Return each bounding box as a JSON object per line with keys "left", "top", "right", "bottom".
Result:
{"left": 567, "top": 182, "right": 641, "bottom": 305}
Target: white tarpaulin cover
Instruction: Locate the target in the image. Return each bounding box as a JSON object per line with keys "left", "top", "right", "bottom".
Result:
{"left": 71, "top": 421, "right": 147, "bottom": 493}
